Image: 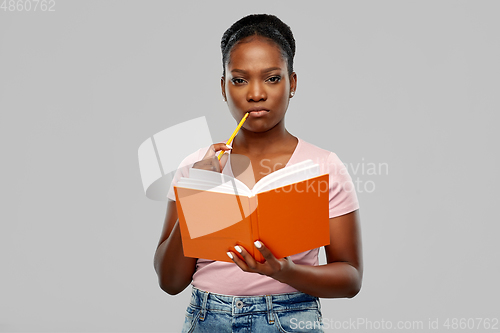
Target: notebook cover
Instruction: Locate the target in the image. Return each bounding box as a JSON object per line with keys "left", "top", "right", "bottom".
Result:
{"left": 174, "top": 173, "right": 330, "bottom": 263}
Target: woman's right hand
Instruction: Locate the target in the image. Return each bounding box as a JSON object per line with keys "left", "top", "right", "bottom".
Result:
{"left": 192, "top": 143, "right": 232, "bottom": 173}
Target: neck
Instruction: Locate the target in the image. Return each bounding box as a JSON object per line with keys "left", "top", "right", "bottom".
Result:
{"left": 232, "top": 120, "right": 294, "bottom": 154}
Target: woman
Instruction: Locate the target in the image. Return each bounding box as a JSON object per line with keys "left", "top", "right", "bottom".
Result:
{"left": 154, "top": 14, "right": 363, "bottom": 332}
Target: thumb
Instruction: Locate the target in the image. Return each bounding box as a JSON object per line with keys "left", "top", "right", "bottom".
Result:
{"left": 219, "top": 150, "right": 230, "bottom": 170}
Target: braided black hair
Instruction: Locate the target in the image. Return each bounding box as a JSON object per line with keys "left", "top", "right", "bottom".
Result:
{"left": 221, "top": 14, "right": 296, "bottom": 77}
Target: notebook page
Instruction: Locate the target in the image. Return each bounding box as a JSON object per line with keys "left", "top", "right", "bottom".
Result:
{"left": 252, "top": 164, "right": 320, "bottom": 195}
{"left": 251, "top": 160, "right": 315, "bottom": 194}
{"left": 177, "top": 168, "right": 252, "bottom": 196}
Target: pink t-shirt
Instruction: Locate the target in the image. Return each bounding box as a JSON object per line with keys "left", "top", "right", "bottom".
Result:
{"left": 167, "top": 137, "right": 359, "bottom": 296}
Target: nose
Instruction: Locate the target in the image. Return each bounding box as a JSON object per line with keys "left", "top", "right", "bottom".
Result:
{"left": 246, "top": 81, "right": 267, "bottom": 102}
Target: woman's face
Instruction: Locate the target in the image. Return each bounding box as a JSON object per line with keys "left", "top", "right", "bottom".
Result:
{"left": 221, "top": 36, "right": 297, "bottom": 133}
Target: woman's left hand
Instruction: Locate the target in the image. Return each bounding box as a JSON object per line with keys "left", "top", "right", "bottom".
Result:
{"left": 227, "top": 241, "right": 295, "bottom": 283}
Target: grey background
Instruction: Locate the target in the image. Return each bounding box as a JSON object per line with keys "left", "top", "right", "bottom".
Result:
{"left": 1, "top": 1, "right": 498, "bottom": 332}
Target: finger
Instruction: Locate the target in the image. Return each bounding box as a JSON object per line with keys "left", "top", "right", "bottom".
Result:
{"left": 234, "top": 245, "right": 259, "bottom": 271}
{"left": 202, "top": 143, "right": 232, "bottom": 160}
{"left": 227, "top": 250, "right": 249, "bottom": 272}
{"left": 193, "top": 143, "right": 232, "bottom": 172}
{"left": 254, "top": 240, "right": 279, "bottom": 263}
{"left": 219, "top": 150, "right": 229, "bottom": 170}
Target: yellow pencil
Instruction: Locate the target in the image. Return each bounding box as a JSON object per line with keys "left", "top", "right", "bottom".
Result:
{"left": 217, "top": 112, "right": 249, "bottom": 160}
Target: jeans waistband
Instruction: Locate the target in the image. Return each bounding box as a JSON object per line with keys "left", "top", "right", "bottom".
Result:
{"left": 189, "top": 286, "right": 321, "bottom": 322}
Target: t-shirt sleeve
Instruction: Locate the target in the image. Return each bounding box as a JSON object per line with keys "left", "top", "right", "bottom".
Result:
{"left": 327, "top": 152, "right": 360, "bottom": 218}
{"left": 166, "top": 147, "right": 207, "bottom": 201}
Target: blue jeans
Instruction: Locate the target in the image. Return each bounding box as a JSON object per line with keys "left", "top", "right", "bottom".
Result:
{"left": 181, "top": 286, "right": 324, "bottom": 333}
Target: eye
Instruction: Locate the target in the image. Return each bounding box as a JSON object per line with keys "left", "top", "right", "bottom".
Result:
{"left": 267, "top": 76, "right": 281, "bottom": 83}
{"left": 231, "top": 78, "right": 246, "bottom": 85}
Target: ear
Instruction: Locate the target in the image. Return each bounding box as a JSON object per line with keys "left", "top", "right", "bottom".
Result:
{"left": 289, "top": 71, "right": 297, "bottom": 95}
{"left": 221, "top": 76, "right": 227, "bottom": 101}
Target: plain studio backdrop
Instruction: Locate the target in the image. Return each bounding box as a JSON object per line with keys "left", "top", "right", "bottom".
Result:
{"left": 1, "top": 1, "right": 498, "bottom": 332}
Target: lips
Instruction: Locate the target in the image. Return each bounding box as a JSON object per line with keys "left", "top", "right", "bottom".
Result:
{"left": 246, "top": 107, "right": 270, "bottom": 113}
{"left": 247, "top": 110, "right": 269, "bottom": 117}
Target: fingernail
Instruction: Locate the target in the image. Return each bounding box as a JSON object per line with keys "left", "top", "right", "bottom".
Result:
{"left": 234, "top": 245, "right": 242, "bottom": 253}
{"left": 226, "top": 144, "right": 233, "bottom": 149}
{"left": 227, "top": 252, "right": 233, "bottom": 259}
{"left": 254, "top": 240, "right": 262, "bottom": 248}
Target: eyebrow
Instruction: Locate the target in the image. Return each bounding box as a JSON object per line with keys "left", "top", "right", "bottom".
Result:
{"left": 230, "top": 67, "right": 283, "bottom": 74}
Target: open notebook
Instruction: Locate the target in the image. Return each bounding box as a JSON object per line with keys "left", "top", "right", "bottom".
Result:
{"left": 174, "top": 159, "right": 330, "bottom": 263}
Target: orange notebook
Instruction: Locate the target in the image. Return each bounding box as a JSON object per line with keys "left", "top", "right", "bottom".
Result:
{"left": 173, "top": 159, "right": 330, "bottom": 263}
